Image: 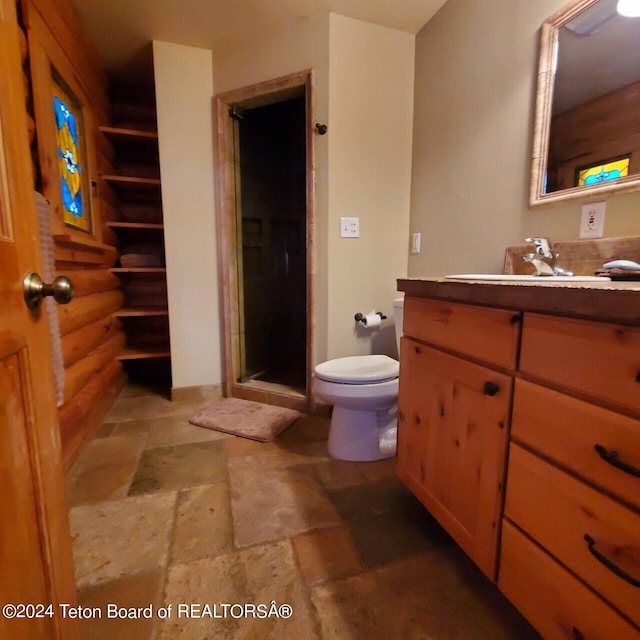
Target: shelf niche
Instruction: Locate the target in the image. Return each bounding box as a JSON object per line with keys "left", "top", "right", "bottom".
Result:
{"left": 101, "top": 87, "right": 171, "bottom": 387}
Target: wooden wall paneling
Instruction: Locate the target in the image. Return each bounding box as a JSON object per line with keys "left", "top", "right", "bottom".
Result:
{"left": 61, "top": 267, "right": 120, "bottom": 297}
{"left": 54, "top": 246, "right": 115, "bottom": 267}
{"left": 100, "top": 202, "right": 121, "bottom": 246}
{"left": 21, "top": 0, "right": 127, "bottom": 465}
{"left": 63, "top": 330, "right": 126, "bottom": 403}
{"left": 25, "top": 33, "right": 60, "bottom": 226}
{"left": 58, "top": 359, "right": 126, "bottom": 470}
{"left": 96, "top": 151, "right": 117, "bottom": 182}
{"left": 101, "top": 226, "right": 118, "bottom": 248}
{"left": 24, "top": 8, "right": 100, "bottom": 240}
{"left": 98, "top": 176, "right": 119, "bottom": 208}
{"left": 23, "top": 0, "right": 109, "bottom": 122}
{"left": 61, "top": 314, "right": 122, "bottom": 367}
{"left": 100, "top": 200, "right": 121, "bottom": 223}
{"left": 58, "top": 289, "right": 124, "bottom": 336}
{"left": 95, "top": 125, "right": 117, "bottom": 164}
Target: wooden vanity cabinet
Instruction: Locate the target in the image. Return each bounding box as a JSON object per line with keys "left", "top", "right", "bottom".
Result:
{"left": 500, "top": 313, "right": 640, "bottom": 639}
{"left": 397, "top": 294, "right": 640, "bottom": 638}
{"left": 397, "top": 297, "right": 519, "bottom": 579}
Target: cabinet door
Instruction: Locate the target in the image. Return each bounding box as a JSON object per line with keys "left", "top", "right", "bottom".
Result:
{"left": 397, "top": 338, "right": 512, "bottom": 579}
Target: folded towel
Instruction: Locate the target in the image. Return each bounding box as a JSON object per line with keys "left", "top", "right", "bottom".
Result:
{"left": 594, "top": 268, "right": 640, "bottom": 280}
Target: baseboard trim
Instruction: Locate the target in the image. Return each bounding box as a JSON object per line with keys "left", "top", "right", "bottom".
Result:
{"left": 170, "top": 384, "right": 222, "bottom": 402}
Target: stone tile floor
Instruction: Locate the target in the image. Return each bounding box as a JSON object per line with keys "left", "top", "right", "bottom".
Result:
{"left": 66, "top": 384, "right": 540, "bottom": 640}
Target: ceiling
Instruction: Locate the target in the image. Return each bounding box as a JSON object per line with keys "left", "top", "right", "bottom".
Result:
{"left": 72, "top": 0, "right": 447, "bottom": 79}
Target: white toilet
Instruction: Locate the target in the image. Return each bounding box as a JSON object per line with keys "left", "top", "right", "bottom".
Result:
{"left": 313, "top": 297, "right": 404, "bottom": 461}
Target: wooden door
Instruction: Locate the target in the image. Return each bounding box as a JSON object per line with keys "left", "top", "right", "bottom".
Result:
{"left": 0, "top": 1, "right": 78, "bottom": 638}
{"left": 397, "top": 337, "right": 512, "bottom": 579}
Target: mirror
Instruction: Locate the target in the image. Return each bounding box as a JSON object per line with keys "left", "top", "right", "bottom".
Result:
{"left": 530, "top": 0, "right": 640, "bottom": 206}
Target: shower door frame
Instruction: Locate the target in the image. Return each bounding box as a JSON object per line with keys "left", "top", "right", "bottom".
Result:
{"left": 214, "top": 70, "right": 315, "bottom": 410}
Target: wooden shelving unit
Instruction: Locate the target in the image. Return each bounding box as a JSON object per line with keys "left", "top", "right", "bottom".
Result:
{"left": 114, "top": 308, "right": 169, "bottom": 317}
{"left": 119, "top": 346, "right": 171, "bottom": 360}
{"left": 100, "top": 97, "right": 171, "bottom": 385}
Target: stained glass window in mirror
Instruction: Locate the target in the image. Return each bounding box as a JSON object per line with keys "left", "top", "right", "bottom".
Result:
{"left": 577, "top": 156, "right": 630, "bottom": 187}
{"left": 51, "top": 70, "right": 92, "bottom": 232}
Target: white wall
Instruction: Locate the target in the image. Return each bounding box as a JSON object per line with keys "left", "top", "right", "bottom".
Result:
{"left": 153, "top": 41, "right": 221, "bottom": 389}
{"left": 409, "top": 0, "right": 640, "bottom": 277}
{"left": 327, "top": 14, "right": 414, "bottom": 359}
{"left": 212, "top": 14, "right": 331, "bottom": 365}
{"left": 213, "top": 14, "right": 414, "bottom": 364}
{"left": 154, "top": 15, "right": 415, "bottom": 391}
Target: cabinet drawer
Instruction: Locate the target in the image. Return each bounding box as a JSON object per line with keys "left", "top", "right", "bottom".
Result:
{"left": 499, "top": 520, "right": 640, "bottom": 640}
{"left": 512, "top": 378, "right": 640, "bottom": 512}
{"left": 505, "top": 444, "right": 640, "bottom": 627}
{"left": 402, "top": 297, "right": 519, "bottom": 370}
{"left": 520, "top": 313, "right": 640, "bottom": 414}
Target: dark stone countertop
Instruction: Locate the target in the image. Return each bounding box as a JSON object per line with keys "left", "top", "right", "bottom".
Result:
{"left": 397, "top": 277, "right": 640, "bottom": 326}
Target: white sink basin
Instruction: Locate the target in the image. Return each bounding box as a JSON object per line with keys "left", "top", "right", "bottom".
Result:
{"left": 445, "top": 274, "right": 611, "bottom": 282}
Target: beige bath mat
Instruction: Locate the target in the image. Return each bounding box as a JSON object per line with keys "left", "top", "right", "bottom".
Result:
{"left": 189, "top": 397, "right": 301, "bottom": 442}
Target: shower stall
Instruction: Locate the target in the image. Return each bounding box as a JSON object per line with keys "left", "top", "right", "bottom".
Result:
{"left": 233, "top": 96, "right": 307, "bottom": 392}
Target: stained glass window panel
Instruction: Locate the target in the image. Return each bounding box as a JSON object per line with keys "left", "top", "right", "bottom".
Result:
{"left": 577, "top": 157, "right": 630, "bottom": 187}
{"left": 51, "top": 72, "right": 91, "bottom": 233}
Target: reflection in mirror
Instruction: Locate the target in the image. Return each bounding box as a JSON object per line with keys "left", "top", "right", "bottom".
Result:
{"left": 530, "top": 0, "right": 640, "bottom": 205}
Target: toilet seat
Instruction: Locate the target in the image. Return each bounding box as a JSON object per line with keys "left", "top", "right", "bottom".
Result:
{"left": 314, "top": 355, "right": 399, "bottom": 384}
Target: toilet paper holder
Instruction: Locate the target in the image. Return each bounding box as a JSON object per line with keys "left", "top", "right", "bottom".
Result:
{"left": 354, "top": 311, "right": 387, "bottom": 325}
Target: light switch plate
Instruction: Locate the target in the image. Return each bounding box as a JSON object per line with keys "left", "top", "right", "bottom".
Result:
{"left": 579, "top": 202, "right": 606, "bottom": 239}
{"left": 411, "top": 232, "right": 421, "bottom": 254}
{"left": 340, "top": 217, "right": 360, "bottom": 238}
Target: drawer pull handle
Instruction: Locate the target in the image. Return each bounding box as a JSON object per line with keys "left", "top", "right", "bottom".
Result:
{"left": 594, "top": 444, "right": 640, "bottom": 478}
{"left": 483, "top": 381, "right": 500, "bottom": 397}
{"left": 584, "top": 534, "right": 640, "bottom": 588}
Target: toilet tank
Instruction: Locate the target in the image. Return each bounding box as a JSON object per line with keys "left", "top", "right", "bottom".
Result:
{"left": 393, "top": 296, "right": 404, "bottom": 355}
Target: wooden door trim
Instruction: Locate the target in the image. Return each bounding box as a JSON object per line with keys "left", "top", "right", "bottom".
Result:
{"left": 214, "top": 70, "right": 315, "bottom": 408}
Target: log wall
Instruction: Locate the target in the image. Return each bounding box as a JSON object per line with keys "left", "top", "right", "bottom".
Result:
{"left": 20, "top": 0, "right": 126, "bottom": 468}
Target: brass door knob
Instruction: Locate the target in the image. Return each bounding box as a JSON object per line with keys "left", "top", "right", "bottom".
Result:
{"left": 23, "top": 272, "right": 74, "bottom": 310}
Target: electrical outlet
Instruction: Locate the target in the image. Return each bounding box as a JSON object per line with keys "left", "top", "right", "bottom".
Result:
{"left": 579, "top": 202, "right": 606, "bottom": 239}
{"left": 340, "top": 217, "right": 359, "bottom": 238}
{"left": 411, "top": 232, "right": 421, "bottom": 254}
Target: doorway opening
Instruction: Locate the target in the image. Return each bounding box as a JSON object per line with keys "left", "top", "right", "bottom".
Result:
{"left": 235, "top": 97, "right": 307, "bottom": 389}
{"left": 215, "top": 71, "right": 314, "bottom": 411}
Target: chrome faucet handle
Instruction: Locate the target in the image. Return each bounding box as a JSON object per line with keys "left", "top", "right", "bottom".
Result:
{"left": 525, "top": 237, "right": 554, "bottom": 259}
{"left": 523, "top": 253, "right": 555, "bottom": 276}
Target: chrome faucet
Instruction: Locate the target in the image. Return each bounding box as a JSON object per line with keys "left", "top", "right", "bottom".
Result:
{"left": 523, "top": 237, "right": 573, "bottom": 277}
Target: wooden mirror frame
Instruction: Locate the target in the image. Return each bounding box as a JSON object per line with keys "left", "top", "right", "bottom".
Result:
{"left": 530, "top": 0, "right": 640, "bottom": 206}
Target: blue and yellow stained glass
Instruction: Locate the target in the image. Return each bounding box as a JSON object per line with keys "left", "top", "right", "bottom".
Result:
{"left": 577, "top": 157, "right": 630, "bottom": 187}
{"left": 52, "top": 75, "right": 91, "bottom": 232}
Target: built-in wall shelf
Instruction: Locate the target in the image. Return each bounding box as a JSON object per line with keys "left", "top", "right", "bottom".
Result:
{"left": 102, "top": 175, "right": 161, "bottom": 189}
{"left": 99, "top": 125, "right": 158, "bottom": 145}
{"left": 53, "top": 233, "right": 117, "bottom": 255}
{"left": 118, "top": 346, "right": 171, "bottom": 360}
{"left": 115, "top": 308, "right": 169, "bottom": 317}
{"left": 106, "top": 222, "right": 164, "bottom": 231}
{"left": 101, "top": 85, "right": 171, "bottom": 386}
{"left": 110, "top": 267, "right": 167, "bottom": 274}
